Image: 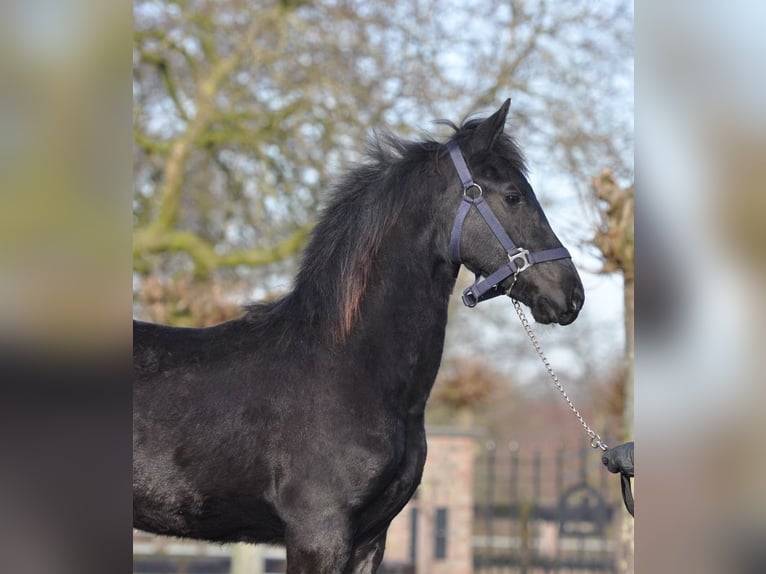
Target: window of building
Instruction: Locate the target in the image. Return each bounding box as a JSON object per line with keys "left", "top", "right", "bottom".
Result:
{"left": 434, "top": 508, "right": 448, "bottom": 559}
{"left": 410, "top": 507, "right": 419, "bottom": 563}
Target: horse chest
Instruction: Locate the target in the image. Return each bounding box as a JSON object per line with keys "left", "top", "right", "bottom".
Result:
{"left": 350, "top": 419, "right": 427, "bottom": 540}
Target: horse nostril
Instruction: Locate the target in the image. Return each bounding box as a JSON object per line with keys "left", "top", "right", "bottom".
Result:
{"left": 570, "top": 286, "right": 585, "bottom": 311}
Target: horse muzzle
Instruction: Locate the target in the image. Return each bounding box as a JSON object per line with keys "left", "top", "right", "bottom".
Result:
{"left": 527, "top": 283, "right": 584, "bottom": 326}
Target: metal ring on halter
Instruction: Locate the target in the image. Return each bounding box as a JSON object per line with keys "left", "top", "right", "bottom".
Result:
{"left": 463, "top": 183, "right": 482, "bottom": 199}
{"left": 461, "top": 289, "right": 478, "bottom": 308}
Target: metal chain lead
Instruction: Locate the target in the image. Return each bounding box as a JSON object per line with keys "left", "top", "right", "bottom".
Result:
{"left": 508, "top": 275, "right": 608, "bottom": 452}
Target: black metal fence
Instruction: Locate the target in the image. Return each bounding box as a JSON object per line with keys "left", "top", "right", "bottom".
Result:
{"left": 473, "top": 442, "right": 622, "bottom": 573}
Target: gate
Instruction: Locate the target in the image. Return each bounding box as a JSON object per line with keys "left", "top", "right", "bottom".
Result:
{"left": 473, "top": 442, "right": 621, "bottom": 573}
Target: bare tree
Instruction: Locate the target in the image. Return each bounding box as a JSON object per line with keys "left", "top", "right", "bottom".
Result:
{"left": 133, "top": 0, "right": 632, "bottom": 323}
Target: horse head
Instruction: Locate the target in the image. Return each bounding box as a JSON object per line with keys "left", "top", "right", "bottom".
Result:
{"left": 444, "top": 99, "right": 584, "bottom": 326}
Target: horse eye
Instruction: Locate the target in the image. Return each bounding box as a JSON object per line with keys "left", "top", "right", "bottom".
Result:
{"left": 504, "top": 193, "right": 522, "bottom": 206}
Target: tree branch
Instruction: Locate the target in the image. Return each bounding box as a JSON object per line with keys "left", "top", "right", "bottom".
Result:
{"left": 148, "top": 13, "right": 272, "bottom": 233}
{"left": 157, "top": 58, "right": 190, "bottom": 122}
{"left": 134, "top": 227, "right": 218, "bottom": 276}
{"left": 217, "top": 224, "right": 313, "bottom": 269}
{"left": 133, "top": 223, "right": 314, "bottom": 278}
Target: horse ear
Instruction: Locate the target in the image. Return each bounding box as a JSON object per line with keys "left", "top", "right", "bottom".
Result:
{"left": 473, "top": 98, "right": 511, "bottom": 150}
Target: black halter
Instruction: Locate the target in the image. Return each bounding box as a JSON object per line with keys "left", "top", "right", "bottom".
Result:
{"left": 446, "top": 140, "right": 572, "bottom": 307}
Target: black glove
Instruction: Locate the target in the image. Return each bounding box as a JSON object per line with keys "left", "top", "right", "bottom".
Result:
{"left": 601, "top": 441, "right": 634, "bottom": 476}
{"left": 602, "top": 441, "right": 634, "bottom": 516}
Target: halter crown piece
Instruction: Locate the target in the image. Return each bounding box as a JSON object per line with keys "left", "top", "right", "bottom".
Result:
{"left": 446, "top": 140, "right": 572, "bottom": 307}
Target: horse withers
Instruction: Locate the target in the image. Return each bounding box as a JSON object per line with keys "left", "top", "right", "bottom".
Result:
{"left": 133, "top": 99, "right": 583, "bottom": 573}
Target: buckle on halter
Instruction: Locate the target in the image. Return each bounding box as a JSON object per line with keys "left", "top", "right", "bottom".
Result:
{"left": 508, "top": 249, "right": 532, "bottom": 273}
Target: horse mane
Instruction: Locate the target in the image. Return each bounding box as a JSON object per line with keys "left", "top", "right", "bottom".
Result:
{"left": 245, "top": 116, "right": 528, "bottom": 342}
{"left": 289, "top": 133, "right": 440, "bottom": 341}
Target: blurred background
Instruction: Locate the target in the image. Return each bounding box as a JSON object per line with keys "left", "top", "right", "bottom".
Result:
{"left": 4, "top": 0, "right": 765, "bottom": 573}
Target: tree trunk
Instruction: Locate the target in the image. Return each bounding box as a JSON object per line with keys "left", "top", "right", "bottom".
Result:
{"left": 590, "top": 169, "right": 634, "bottom": 573}
{"left": 617, "top": 276, "right": 634, "bottom": 574}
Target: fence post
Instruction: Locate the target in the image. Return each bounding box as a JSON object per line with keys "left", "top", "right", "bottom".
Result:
{"left": 556, "top": 447, "right": 564, "bottom": 566}
{"left": 485, "top": 441, "right": 496, "bottom": 573}
{"left": 509, "top": 443, "right": 519, "bottom": 574}
{"left": 510, "top": 444, "right": 519, "bottom": 508}
{"left": 556, "top": 447, "right": 564, "bottom": 500}
{"left": 520, "top": 499, "right": 530, "bottom": 574}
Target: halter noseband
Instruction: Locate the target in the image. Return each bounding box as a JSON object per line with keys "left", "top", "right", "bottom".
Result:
{"left": 446, "top": 140, "right": 572, "bottom": 307}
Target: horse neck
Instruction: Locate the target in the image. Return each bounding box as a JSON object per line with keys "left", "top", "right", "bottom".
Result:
{"left": 292, "top": 184, "right": 456, "bottom": 410}
{"left": 357, "top": 205, "right": 455, "bottom": 323}
{"left": 334, "top": 205, "right": 456, "bottom": 411}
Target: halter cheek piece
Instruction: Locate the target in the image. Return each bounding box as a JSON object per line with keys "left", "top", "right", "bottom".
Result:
{"left": 446, "top": 140, "right": 572, "bottom": 307}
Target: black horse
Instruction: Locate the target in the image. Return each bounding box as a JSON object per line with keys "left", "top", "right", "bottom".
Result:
{"left": 133, "top": 100, "right": 584, "bottom": 573}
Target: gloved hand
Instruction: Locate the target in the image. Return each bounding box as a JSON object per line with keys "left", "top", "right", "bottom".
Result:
{"left": 601, "top": 441, "right": 634, "bottom": 476}
{"left": 601, "top": 441, "right": 634, "bottom": 516}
